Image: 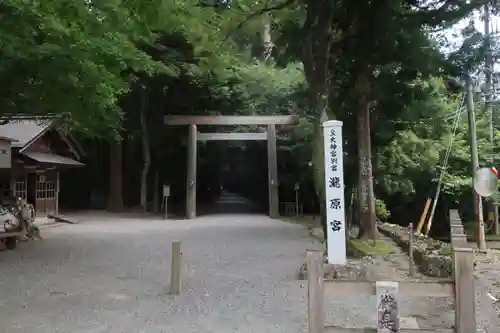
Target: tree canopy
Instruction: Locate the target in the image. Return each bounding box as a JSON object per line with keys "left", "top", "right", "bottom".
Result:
{"left": 3, "top": 0, "right": 500, "bottom": 239}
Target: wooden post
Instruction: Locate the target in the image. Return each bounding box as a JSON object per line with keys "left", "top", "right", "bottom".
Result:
{"left": 55, "top": 171, "right": 60, "bottom": 215}
{"left": 186, "top": 124, "right": 197, "bottom": 219}
{"left": 153, "top": 172, "right": 159, "bottom": 214}
{"left": 307, "top": 250, "right": 324, "bottom": 333}
{"left": 454, "top": 247, "right": 476, "bottom": 333}
{"left": 163, "top": 185, "right": 170, "bottom": 220}
{"left": 408, "top": 223, "right": 415, "bottom": 277}
{"left": 449, "top": 209, "right": 462, "bottom": 227}
{"left": 294, "top": 183, "right": 300, "bottom": 216}
{"left": 376, "top": 281, "right": 400, "bottom": 333}
{"left": 267, "top": 124, "right": 279, "bottom": 218}
{"left": 170, "top": 241, "right": 182, "bottom": 295}
{"left": 451, "top": 225, "right": 465, "bottom": 235}
{"left": 164, "top": 196, "right": 168, "bottom": 220}
{"left": 416, "top": 198, "right": 432, "bottom": 234}
{"left": 451, "top": 233, "right": 467, "bottom": 247}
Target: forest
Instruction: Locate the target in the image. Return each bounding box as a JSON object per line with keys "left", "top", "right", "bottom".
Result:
{"left": 1, "top": 0, "right": 499, "bottom": 239}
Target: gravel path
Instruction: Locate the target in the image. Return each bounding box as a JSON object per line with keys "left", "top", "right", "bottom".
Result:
{"left": 0, "top": 213, "right": 317, "bottom": 333}
{"left": 0, "top": 212, "right": 484, "bottom": 333}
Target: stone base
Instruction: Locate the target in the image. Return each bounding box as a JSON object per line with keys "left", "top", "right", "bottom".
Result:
{"left": 327, "top": 317, "right": 421, "bottom": 332}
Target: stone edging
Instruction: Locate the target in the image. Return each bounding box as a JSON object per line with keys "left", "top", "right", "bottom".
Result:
{"left": 378, "top": 223, "right": 452, "bottom": 277}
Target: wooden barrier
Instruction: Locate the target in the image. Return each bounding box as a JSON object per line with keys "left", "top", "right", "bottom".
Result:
{"left": 307, "top": 210, "right": 476, "bottom": 333}
{"left": 170, "top": 241, "right": 182, "bottom": 295}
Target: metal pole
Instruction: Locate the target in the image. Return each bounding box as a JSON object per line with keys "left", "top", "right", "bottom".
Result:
{"left": 484, "top": 2, "right": 499, "bottom": 234}
{"left": 467, "top": 76, "right": 486, "bottom": 250}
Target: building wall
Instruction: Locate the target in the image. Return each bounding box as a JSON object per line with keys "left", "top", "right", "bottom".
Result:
{"left": 0, "top": 138, "right": 12, "bottom": 168}
{"left": 11, "top": 132, "right": 61, "bottom": 216}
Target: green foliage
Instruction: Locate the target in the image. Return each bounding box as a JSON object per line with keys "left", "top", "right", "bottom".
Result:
{"left": 375, "top": 199, "right": 391, "bottom": 221}
{"left": 375, "top": 77, "right": 461, "bottom": 195}
{"left": 228, "top": 61, "right": 305, "bottom": 113}
{"left": 0, "top": 0, "right": 168, "bottom": 137}
{"left": 4, "top": 0, "right": 495, "bottom": 228}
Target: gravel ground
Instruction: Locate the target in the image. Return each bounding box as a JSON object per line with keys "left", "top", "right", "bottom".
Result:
{"left": 473, "top": 251, "right": 500, "bottom": 333}
{"left": 0, "top": 213, "right": 316, "bottom": 333}
{"left": 0, "top": 212, "right": 482, "bottom": 333}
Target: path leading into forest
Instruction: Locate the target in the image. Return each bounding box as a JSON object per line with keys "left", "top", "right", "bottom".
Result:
{"left": 0, "top": 210, "right": 492, "bottom": 333}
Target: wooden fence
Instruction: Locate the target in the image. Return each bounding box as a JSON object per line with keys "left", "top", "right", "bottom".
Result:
{"left": 282, "top": 202, "right": 303, "bottom": 216}
{"left": 307, "top": 210, "right": 475, "bottom": 333}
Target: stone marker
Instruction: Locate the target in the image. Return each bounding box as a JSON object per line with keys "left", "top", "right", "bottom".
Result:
{"left": 376, "top": 281, "right": 400, "bottom": 333}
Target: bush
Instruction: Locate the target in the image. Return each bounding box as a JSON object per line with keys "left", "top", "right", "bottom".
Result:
{"left": 375, "top": 198, "right": 391, "bottom": 220}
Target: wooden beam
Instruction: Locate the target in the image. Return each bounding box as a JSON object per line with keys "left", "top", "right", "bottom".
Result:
{"left": 170, "top": 241, "right": 182, "bottom": 295}
{"left": 307, "top": 250, "right": 325, "bottom": 333}
{"left": 323, "top": 279, "right": 453, "bottom": 297}
{"left": 197, "top": 132, "right": 267, "bottom": 141}
{"left": 165, "top": 115, "right": 298, "bottom": 125}
{"left": 186, "top": 124, "right": 197, "bottom": 219}
{"left": 454, "top": 247, "right": 476, "bottom": 333}
{"left": 55, "top": 171, "right": 60, "bottom": 215}
{"left": 267, "top": 124, "right": 279, "bottom": 218}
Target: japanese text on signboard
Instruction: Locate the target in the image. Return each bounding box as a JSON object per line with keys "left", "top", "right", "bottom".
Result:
{"left": 328, "top": 128, "right": 342, "bottom": 233}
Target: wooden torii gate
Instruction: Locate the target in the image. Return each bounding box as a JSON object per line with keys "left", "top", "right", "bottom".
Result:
{"left": 164, "top": 115, "right": 298, "bottom": 219}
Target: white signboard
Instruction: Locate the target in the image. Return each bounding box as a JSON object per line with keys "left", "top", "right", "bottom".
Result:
{"left": 322, "top": 120, "right": 346, "bottom": 265}
{"left": 163, "top": 185, "right": 170, "bottom": 197}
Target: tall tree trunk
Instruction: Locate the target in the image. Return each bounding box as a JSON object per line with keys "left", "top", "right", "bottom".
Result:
{"left": 261, "top": 13, "right": 273, "bottom": 62}
{"left": 107, "top": 139, "right": 124, "bottom": 212}
{"left": 140, "top": 89, "right": 151, "bottom": 211}
{"left": 303, "top": 0, "right": 335, "bottom": 245}
{"left": 311, "top": 94, "right": 329, "bottom": 245}
{"left": 355, "top": 71, "right": 378, "bottom": 240}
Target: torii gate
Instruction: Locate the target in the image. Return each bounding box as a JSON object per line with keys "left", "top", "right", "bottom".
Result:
{"left": 164, "top": 115, "right": 298, "bottom": 219}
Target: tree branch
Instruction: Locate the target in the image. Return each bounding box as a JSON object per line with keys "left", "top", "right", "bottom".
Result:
{"left": 406, "top": 0, "right": 485, "bottom": 26}
{"left": 223, "top": 0, "right": 297, "bottom": 41}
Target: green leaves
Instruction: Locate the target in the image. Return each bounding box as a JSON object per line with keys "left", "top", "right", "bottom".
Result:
{"left": 0, "top": 0, "right": 164, "bottom": 137}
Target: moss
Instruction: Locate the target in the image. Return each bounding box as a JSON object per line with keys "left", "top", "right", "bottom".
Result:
{"left": 437, "top": 246, "right": 452, "bottom": 256}
{"left": 347, "top": 236, "right": 395, "bottom": 258}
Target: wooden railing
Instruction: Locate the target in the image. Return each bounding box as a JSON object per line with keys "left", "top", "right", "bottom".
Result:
{"left": 307, "top": 210, "right": 475, "bottom": 333}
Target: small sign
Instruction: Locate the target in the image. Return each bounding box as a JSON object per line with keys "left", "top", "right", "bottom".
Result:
{"left": 322, "top": 120, "right": 346, "bottom": 265}
{"left": 376, "top": 281, "right": 400, "bottom": 333}
{"left": 163, "top": 185, "right": 170, "bottom": 197}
